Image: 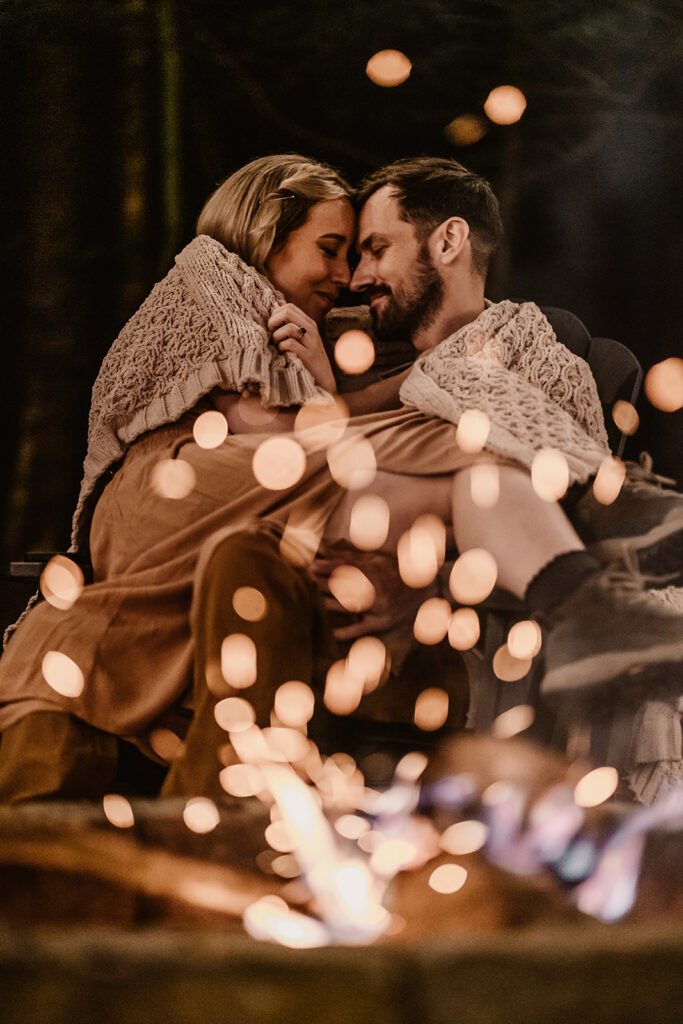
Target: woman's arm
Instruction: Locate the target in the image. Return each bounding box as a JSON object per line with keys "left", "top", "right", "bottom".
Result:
{"left": 210, "top": 390, "right": 298, "bottom": 434}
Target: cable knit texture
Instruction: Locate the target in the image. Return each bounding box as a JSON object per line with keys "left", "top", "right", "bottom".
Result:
{"left": 400, "top": 300, "right": 610, "bottom": 480}
{"left": 70, "top": 235, "right": 332, "bottom": 553}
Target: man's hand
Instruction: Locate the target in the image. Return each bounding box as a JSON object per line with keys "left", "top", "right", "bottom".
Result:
{"left": 268, "top": 303, "right": 337, "bottom": 395}
{"left": 311, "top": 548, "right": 437, "bottom": 641}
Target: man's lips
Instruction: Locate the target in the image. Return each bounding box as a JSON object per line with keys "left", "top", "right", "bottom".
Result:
{"left": 369, "top": 291, "right": 390, "bottom": 308}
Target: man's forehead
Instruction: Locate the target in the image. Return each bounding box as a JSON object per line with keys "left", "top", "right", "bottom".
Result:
{"left": 357, "top": 186, "right": 413, "bottom": 246}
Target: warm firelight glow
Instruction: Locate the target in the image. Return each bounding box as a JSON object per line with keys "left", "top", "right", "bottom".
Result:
{"left": 574, "top": 766, "right": 619, "bottom": 808}
{"left": 103, "top": 793, "right": 135, "bottom": 829}
{"left": 327, "top": 436, "right": 377, "bottom": 489}
{"left": 243, "top": 896, "right": 328, "bottom": 948}
{"left": 440, "top": 820, "right": 488, "bottom": 855}
{"left": 492, "top": 704, "right": 535, "bottom": 739}
{"left": 449, "top": 548, "right": 498, "bottom": 604}
{"left": 294, "top": 396, "right": 349, "bottom": 446}
{"left": 324, "top": 659, "right": 364, "bottom": 716}
{"left": 366, "top": 49, "right": 412, "bottom": 87}
{"left": 612, "top": 400, "right": 639, "bottom": 436}
{"left": 274, "top": 680, "right": 316, "bottom": 727}
{"left": 456, "top": 409, "right": 490, "bottom": 453}
{"left": 470, "top": 461, "right": 499, "bottom": 509}
{"left": 447, "top": 607, "right": 481, "bottom": 650}
{"left": 592, "top": 456, "right": 626, "bottom": 505}
{"left": 429, "top": 863, "right": 468, "bottom": 894}
{"left": 334, "top": 330, "right": 376, "bottom": 375}
{"left": 193, "top": 409, "right": 228, "bottom": 449}
{"left": 349, "top": 494, "right": 391, "bottom": 550}
{"left": 414, "top": 598, "right": 452, "bottom": 644}
{"left": 232, "top": 586, "right": 267, "bottom": 622}
{"left": 484, "top": 85, "right": 527, "bottom": 124}
{"left": 219, "top": 762, "right": 264, "bottom": 798}
{"left": 444, "top": 113, "right": 487, "bottom": 146}
{"left": 492, "top": 644, "right": 532, "bottom": 682}
{"left": 507, "top": 620, "right": 542, "bottom": 660}
{"left": 414, "top": 688, "right": 449, "bottom": 731}
{"left": 151, "top": 458, "right": 196, "bottom": 499}
{"left": 531, "top": 448, "right": 569, "bottom": 501}
{"left": 645, "top": 357, "right": 683, "bottom": 412}
{"left": 220, "top": 634, "right": 257, "bottom": 689}
{"left": 183, "top": 797, "right": 220, "bottom": 834}
{"left": 328, "top": 564, "right": 376, "bottom": 612}
{"left": 41, "top": 650, "right": 84, "bottom": 697}
{"left": 214, "top": 695, "right": 256, "bottom": 732}
{"left": 40, "top": 555, "right": 84, "bottom": 611}
{"left": 346, "top": 636, "right": 387, "bottom": 693}
{"left": 252, "top": 437, "right": 306, "bottom": 490}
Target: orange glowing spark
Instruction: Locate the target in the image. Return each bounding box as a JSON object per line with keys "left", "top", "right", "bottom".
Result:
{"left": 193, "top": 409, "right": 228, "bottom": 449}
{"left": 447, "top": 607, "right": 481, "bottom": 650}
{"left": 148, "top": 728, "right": 186, "bottom": 762}
{"left": 219, "top": 762, "right": 264, "bottom": 798}
{"left": 265, "top": 819, "right": 296, "bottom": 853}
{"left": 484, "top": 85, "right": 527, "bottom": 124}
{"left": 394, "top": 751, "right": 429, "bottom": 783}
{"left": 346, "top": 636, "right": 387, "bottom": 693}
{"left": 366, "top": 49, "right": 412, "bottom": 87}
{"left": 324, "top": 659, "right": 364, "bottom": 716}
{"left": 252, "top": 437, "right": 306, "bottom": 490}
{"left": 334, "top": 814, "right": 370, "bottom": 840}
{"left": 645, "top": 357, "right": 683, "bottom": 412}
{"left": 448, "top": 549, "right": 497, "bottom": 605}
{"left": 40, "top": 555, "right": 84, "bottom": 611}
{"left": 414, "top": 688, "right": 449, "bottom": 731}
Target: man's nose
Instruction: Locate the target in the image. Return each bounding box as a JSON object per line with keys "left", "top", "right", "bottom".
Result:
{"left": 350, "top": 258, "right": 374, "bottom": 293}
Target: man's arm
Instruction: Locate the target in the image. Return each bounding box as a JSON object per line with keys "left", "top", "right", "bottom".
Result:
{"left": 341, "top": 367, "right": 411, "bottom": 416}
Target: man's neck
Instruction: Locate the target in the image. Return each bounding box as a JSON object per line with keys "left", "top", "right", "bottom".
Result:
{"left": 412, "top": 293, "right": 486, "bottom": 354}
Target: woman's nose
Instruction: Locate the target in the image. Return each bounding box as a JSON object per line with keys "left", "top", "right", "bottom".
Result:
{"left": 331, "top": 259, "right": 351, "bottom": 288}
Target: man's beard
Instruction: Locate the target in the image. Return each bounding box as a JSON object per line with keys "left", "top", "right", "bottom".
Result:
{"left": 369, "top": 244, "right": 444, "bottom": 342}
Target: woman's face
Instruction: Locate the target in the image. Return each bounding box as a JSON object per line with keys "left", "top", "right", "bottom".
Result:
{"left": 265, "top": 198, "right": 355, "bottom": 325}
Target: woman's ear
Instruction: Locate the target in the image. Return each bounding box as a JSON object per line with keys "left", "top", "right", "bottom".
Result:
{"left": 436, "top": 217, "right": 470, "bottom": 265}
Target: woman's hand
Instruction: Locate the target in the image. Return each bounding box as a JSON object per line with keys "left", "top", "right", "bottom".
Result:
{"left": 268, "top": 303, "right": 337, "bottom": 395}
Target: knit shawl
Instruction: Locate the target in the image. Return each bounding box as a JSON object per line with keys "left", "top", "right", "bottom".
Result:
{"left": 70, "top": 235, "right": 332, "bottom": 552}
{"left": 400, "top": 300, "right": 610, "bottom": 481}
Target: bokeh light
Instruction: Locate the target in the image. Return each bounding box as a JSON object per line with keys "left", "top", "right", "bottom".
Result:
{"left": 414, "top": 687, "right": 449, "bottom": 731}
{"left": 252, "top": 437, "right": 306, "bottom": 490}
{"left": 237, "top": 394, "right": 278, "bottom": 427}
{"left": 444, "top": 114, "right": 487, "bottom": 146}
{"left": 41, "top": 650, "right": 84, "bottom": 697}
{"left": 349, "top": 494, "right": 391, "bottom": 550}
{"left": 183, "top": 797, "right": 220, "bottom": 834}
{"left": 148, "top": 727, "right": 186, "bottom": 762}
{"left": 151, "top": 458, "right": 196, "bottom": 499}
{"left": 395, "top": 751, "right": 429, "bottom": 783}
{"left": 645, "top": 357, "right": 683, "bottom": 412}
{"left": 574, "top": 766, "right": 619, "bottom": 808}
{"left": 220, "top": 633, "right": 257, "bottom": 689}
{"left": 448, "top": 548, "right": 498, "bottom": 604}
{"left": 531, "top": 448, "right": 569, "bottom": 502}
{"left": 40, "top": 555, "right": 84, "bottom": 611}
{"left": 327, "top": 436, "right": 377, "bottom": 489}
{"left": 243, "top": 896, "right": 328, "bottom": 948}
{"left": 220, "top": 762, "right": 264, "bottom": 798}
{"left": 274, "top": 680, "right": 316, "bottom": 728}
{"left": 484, "top": 85, "right": 527, "bottom": 124}
{"left": 492, "top": 704, "right": 535, "bottom": 739}
{"left": 413, "top": 597, "right": 452, "bottom": 644}
{"left": 214, "top": 695, "right": 256, "bottom": 732}
{"left": 328, "top": 564, "right": 376, "bottom": 612}
{"left": 335, "top": 814, "right": 370, "bottom": 840}
{"left": 506, "top": 620, "right": 542, "bottom": 660}
{"left": 346, "top": 636, "right": 387, "bottom": 693}
{"left": 324, "top": 659, "right": 364, "bottom": 716}
{"left": 470, "top": 462, "right": 499, "bottom": 509}
{"left": 592, "top": 456, "right": 626, "bottom": 505}
{"left": 103, "top": 793, "right": 135, "bottom": 829}
{"left": 456, "top": 409, "right": 490, "bottom": 453}
{"left": 232, "top": 586, "right": 267, "bottom": 622}
{"left": 447, "top": 607, "right": 481, "bottom": 650}
{"left": 611, "top": 400, "right": 639, "bottom": 436}
{"left": 193, "top": 409, "right": 228, "bottom": 449}
{"left": 334, "top": 330, "right": 376, "bottom": 375}
{"left": 370, "top": 838, "right": 417, "bottom": 876}
{"left": 366, "top": 49, "right": 412, "bottom": 87}
{"left": 429, "top": 863, "right": 468, "bottom": 894}
{"left": 440, "top": 820, "right": 488, "bottom": 855}
{"left": 294, "top": 396, "right": 349, "bottom": 446}
{"left": 492, "top": 644, "right": 532, "bottom": 682}
{"left": 265, "top": 819, "right": 296, "bottom": 852}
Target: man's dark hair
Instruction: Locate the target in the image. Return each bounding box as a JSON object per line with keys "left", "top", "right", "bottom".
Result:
{"left": 357, "top": 157, "right": 504, "bottom": 278}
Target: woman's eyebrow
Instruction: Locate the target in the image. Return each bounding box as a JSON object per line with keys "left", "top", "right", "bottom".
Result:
{"left": 317, "top": 232, "right": 349, "bottom": 243}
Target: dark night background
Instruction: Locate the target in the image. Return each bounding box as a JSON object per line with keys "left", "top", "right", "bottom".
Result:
{"left": 0, "top": 0, "right": 681, "bottom": 568}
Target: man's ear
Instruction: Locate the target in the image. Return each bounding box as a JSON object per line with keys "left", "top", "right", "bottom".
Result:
{"left": 434, "top": 217, "right": 470, "bottom": 265}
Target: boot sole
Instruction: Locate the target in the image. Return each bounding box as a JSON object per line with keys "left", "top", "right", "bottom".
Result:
{"left": 542, "top": 638, "right": 683, "bottom": 706}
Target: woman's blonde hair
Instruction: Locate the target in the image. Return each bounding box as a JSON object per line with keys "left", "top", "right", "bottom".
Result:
{"left": 196, "top": 154, "right": 353, "bottom": 273}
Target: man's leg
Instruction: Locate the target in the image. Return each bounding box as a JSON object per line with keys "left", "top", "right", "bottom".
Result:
{"left": 162, "top": 523, "right": 329, "bottom": 799}
{"left": 0, "top": 711, "right": 118, "bottom": 803}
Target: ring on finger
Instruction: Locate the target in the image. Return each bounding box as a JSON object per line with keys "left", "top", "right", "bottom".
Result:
{"left": 297, "top": 325, "right": 306, "bottom": 340}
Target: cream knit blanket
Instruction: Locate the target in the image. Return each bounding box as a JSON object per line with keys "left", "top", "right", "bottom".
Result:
{"left": 70, "top": 235, "right": 332, "bottom": 552}
{"left": 400, "top": 300, "right": 610, "bottom": 480}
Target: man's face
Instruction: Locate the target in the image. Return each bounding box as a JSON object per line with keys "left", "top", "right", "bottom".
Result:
{"left": 350, "top": 186, "right": 444, "bottom": 341}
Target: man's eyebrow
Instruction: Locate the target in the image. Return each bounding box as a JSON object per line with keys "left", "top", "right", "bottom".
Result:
{"left": 358, "top": 232, "right": 389, "bottom": 253}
